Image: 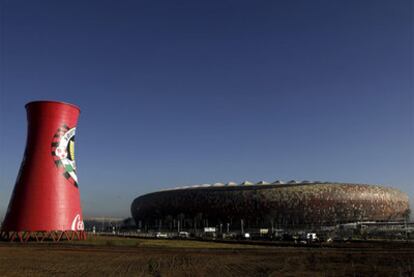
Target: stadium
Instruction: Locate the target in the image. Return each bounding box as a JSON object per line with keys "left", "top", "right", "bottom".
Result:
{"left": 131, "top": 181, "right": 410, "bottom": 232}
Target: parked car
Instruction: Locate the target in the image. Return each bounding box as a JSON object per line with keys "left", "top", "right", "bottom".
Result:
{"left": 306, "top": 233, "right": 318, "bottom": 241}
{"left": 155, "top": 232, "right": 168, "bottom": 238}
{"left": 179, "top": 231, "right": 190, "bottom": 238}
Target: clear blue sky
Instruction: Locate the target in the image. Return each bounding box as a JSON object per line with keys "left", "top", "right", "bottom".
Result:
{"left": 0, "top": 0, "right": 413, "bottom": 218}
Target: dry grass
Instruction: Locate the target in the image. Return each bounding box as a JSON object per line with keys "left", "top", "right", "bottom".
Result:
{"left": 69, "top": 235, "right": 265, "bottom": 249}
{"left": 0, "top": 237, "right": 413, "bottom": 276}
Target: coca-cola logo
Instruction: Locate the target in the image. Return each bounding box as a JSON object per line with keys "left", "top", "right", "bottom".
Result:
{"left": 71, "top": 214, "right": 84, "bottom": 231}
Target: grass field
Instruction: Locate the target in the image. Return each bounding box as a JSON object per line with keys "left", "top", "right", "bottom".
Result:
{"left": 0, "top": 236, "right": 413, "bottom": 276}
{"left": 68, "top": 235, "right": 267, "bottom": 248}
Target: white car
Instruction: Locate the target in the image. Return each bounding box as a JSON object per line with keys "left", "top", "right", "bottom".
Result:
{"left": 156, "top": 232, "right": 168, "bottom": 238}
{"left": 306, "top": 233, "right": 318, "bottom": 241}
{"left": 179, "top": 231, "right": 190, "bottom": 238}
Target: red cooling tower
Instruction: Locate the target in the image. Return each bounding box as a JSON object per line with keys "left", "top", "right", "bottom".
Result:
{"left": 0, "top": 101, "right": 86, "bottom": 242}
